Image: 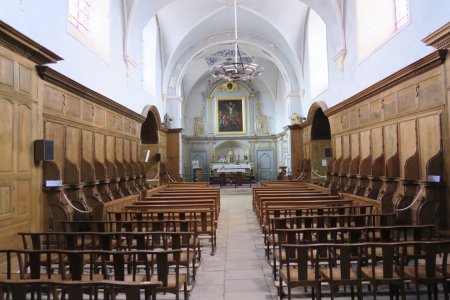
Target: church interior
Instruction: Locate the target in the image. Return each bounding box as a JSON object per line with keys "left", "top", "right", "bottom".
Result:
{"left": 1, "top": 0, "right": 450, "bottom": 299}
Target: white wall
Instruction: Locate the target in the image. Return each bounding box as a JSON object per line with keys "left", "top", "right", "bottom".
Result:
{"left": 303, "top": 0, "right": 450, "bottom": 113}
{"left": 0, "top": 0, "right": 163, "bottom": 115}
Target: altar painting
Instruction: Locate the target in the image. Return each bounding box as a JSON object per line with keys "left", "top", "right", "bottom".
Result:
{"left": 215, "top": 97, "right": 246, "bottom": 135}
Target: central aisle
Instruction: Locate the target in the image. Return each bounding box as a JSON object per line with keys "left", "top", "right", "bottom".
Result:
{"left": 190, "top": 188, "right": 278, "bottom": 300}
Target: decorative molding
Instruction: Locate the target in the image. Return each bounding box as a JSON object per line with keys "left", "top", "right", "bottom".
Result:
{"left": 0, "top": 20, "right": 62, "bottom": 65}
{"left": 36, "top": 66, "right": 145, "bottom": 122}
{"left": 422, "top": 22, "right": 450, "bottom": 50}
{"left": 333, "top": 49, "right": 347, "bottom": 79}
{"left": 325, "top": 50, "right": 447, "bottom": 117}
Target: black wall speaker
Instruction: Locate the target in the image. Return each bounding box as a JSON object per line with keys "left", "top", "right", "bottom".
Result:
{"left": 34, "top": 140, "right": 54, "bottom": 161}
{"left": 324, "top": 147, "right": 333, "bottom": 158}
{"left": 155, "top": 153, "right": 161, "bottom": 161}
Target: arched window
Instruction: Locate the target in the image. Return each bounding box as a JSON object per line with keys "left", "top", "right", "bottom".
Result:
{"left": 142, "top": 16, "right": 160, "bottom": 98}
{"left": 357, "top": 0, "right": 410, "bottom": 61}
{"left": 67, "top": 0, "right": 110, "bottom": 61}
{"left": 307, "top": 9, "right": 329, "bottom": 99}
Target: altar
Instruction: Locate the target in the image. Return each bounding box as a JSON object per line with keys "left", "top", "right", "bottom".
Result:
{"left": 211, "top": 163, "right": 252, "bottom": 173}
{"left": 210, "top": 163, "right": 253, "bottom": 186}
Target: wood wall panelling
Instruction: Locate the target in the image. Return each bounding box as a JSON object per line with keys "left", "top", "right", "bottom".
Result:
{"left": 382, "top": 93, "right": 397, "bottom": 118}
{"left": 0, "top": 98, "right": 13, "bottom": 172}
{"left": 419, "top": 74, "right": 445, "bottom": 108}
{"left": 418, "top": 114, "right": 442, "bottom": 180}
{"left": 106, "top": 135, "right": 115, "bottom": 162}
{"left": 360, "top": 130, "right": 371, "bottom": 160}
{"left": 349, "top": 109, "right": 358, "bottom": 128}
{"left": 82, "top": 130, "right": 94, "bottom": 163}
{"left": 43, "top": 84, "right": 64, "bottom": 114}
{"left": 94, "top": 133, "right": 105, "bottom": 163}
{"left": 351, "top": 133, "right": 360, "bottom": 159}
{"left": 65, "top": 94, "right": 81, "bottom": 119}
{"left": 371, "top": 127, "right": 383, "bottom": 159}
{"left": 16, "top": 180, "right": 31, "bottom": 216}
{"left": 82, "top": 102, "right": 94, "bottom": 123}
{"left": 334, "top": 135, "right": 342, "bottom": 159}
{"left": 399, "top": 120, "right": 417, "bottom": 178}
{"left": 18, "top": 64, "right": 31, "bottom": 93}
{"left": 65, "top": 126, "right": 81, "bottom": 167}
{"left": 115, "top": 137, "right": 123, "bottom": 162}
{"left": 17, "top": 104, "right": 31, "bottom": 173}
{"left": 397, "top": 84, "right": 417, "bottom": 113}
{"left": 0, "top": 184, "right": 13, "bottom": 220}
{"left": 370, "top": 98, "right": 383, "bottom": 121}
{"left": 359, "top": 104, "right": 370, "bottom": 124}
{"left": 0, "top": 55, "right": 14, "bottom": 87}
{"left": 384, "top": 124, "right": 398, "bottom": 162}
{"left": 94, "top": 106, "right": 105, "bottom": 127}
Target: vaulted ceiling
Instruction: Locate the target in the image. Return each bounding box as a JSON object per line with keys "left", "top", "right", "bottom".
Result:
{"left": 123, "top": 0, "right": 345, "bottom": 99}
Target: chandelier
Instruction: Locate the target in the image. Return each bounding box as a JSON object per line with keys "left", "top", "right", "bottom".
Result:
{"left": 209, "top": 0, "right": 263, "bottom": 81}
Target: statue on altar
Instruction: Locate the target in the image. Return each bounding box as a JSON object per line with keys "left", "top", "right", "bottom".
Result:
{"left": 227, "top": 148, "right": 236, "bottom": 163}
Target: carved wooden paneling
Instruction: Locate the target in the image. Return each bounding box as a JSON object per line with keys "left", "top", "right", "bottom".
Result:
{"left": 0, "top": 184, "right": 13, "bottom": 220}
{"left": 359, "top": 104, "right": 370, "bottom": 124}
{"left": 17, "top": 104, "right": 31, "bottom": 172}
{"left": 94, "top": 106, "right": 105, "bottom": 127}
{"left": 82, "top": 101, "right": 94, "bottom": 123}
{"left": 351, "top": 133, "right": 359, "bottom": 159}
{"left": 397, "top": 84, "right": 417, "bottom": 113}
{"left": 16, "top": 180, "right": 30, "bottom": 216}
{"left": 0, "top": 55, "right": 14, "bottom": 87}
{"left": 371, "top": 127, "right": 383, "bottom": 159}
{"left": 124, "top": 118, "right": 131, "bottom": 135}
{"left": 115, "top": 138, "right": 123, "bottom": 162}
{"left": 332, "top": 115, "right": 341, "bottom": 133}
{"left": 349, "top": 109, "right": 358, "bottom": 128}
{"left": 418, "top": 114, "right": 441, "bottom": 179}
{"left": 65, "top": 126, "right": 81, "bottom": 167}
{"left": 94, "top": 133, "right": 105, "bottom": 163}
{"left": 419, "top": 74, "right": 444, "bottom": 108}
{"left": 0, "top": 99, "right": 13, "bottom": 172}
{"left": 382, "top": 93, "right": 397, "bottom": 118}
{"left": 123, "top": 139, "right": 130, "bottom": 161}
{"left": 341, "top": 113, "right": 349, "bottom": 130}
{"left": 45, "top": 121, "right": 65, "bottom": 168}
{"left": 370, "top": 98, "right": 383, "bottom": 121}
{"left": 82, "top": 130, "right": 94, "bottom": 163}
{"left": 106, "top": 135, "right": 115, "bottom": 161}
{"left": 342, "top": 135, "right": 350, "bottom": 159}
{"left": 384, "top": 124, "right": 398, "bottom": 162}
{"left": 43, "top": 84, "right": 64, "bottom": 114}
{"left": 334, "top": 136, "right": 342, "bottom": 158}
{"left": 399, "top": 120, "right": 417, "bottom": 178}
{"left": 115, "top": 115, "right": 123, "bottom": 132}
{"left": 131, "top": 140, "right": 138, "bottom": 162}
{"left": 65, "top": 95, "right": 81, "bottom": 119}
{"left": 360, "top": 130, "right": 371, "bottom": 160}
{"left": 18, "top": 64, "right": 31, "bottom": 93}
{"left": 106, "top": 111, "right": 115, "bottom": 130}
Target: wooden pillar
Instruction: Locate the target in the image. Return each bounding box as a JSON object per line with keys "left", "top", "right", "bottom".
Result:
{"left": 287, "top": 124, "right": 303, "bottom": 178}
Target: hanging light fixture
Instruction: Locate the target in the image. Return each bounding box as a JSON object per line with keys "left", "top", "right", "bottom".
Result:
{"left": 209, "top": 0, "right": 263, "bottom": 81}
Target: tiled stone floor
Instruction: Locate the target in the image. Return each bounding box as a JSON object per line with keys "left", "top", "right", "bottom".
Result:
{"left": 190, "top": 187, "right": 277, "bottom": 300}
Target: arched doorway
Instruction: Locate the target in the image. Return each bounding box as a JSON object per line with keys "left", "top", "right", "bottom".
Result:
{"left": 308, "top": 103, "right": 331, "bottom": 183}
{"left": 140, "top": 106, "right": 162, "bottom": 183}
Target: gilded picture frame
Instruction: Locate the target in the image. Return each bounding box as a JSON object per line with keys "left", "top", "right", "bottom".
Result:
{"left": 215, "top": 96, "right": 246, "bottom": 135}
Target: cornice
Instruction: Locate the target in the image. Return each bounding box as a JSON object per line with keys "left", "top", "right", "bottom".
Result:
{"left": 0, "top": 20, "right": 62, "bottom": 65}
{"left": 325, "top": 50, "right": 447, "bottom": 117}
{"left": 422, "top": 22, "right": 450, "bottom": 50}
{"left": 36, "top": 66, "right": 145, "bottom": 123}
{"left": 167, "top": 128, "right": 183, "bottom": 134}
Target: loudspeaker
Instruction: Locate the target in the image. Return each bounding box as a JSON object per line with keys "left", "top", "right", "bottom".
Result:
{"left": 324, "top": 147, "right": 332, "bottom": 158}
{"left": 155, "top": 153, "right": 161, "bottom": 161}
{"left": 34, "top": 140, "right": 54, "bottom": 161}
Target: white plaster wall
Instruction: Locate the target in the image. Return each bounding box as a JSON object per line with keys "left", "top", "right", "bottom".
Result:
{"left": 302, "top": 0, "right": 450, "bottom": 113}
{"left": 0, "top": 0, "right": 164, "bottom": 115}
{"left": 274, "top": 72, "right": 289, "bottom": 132}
